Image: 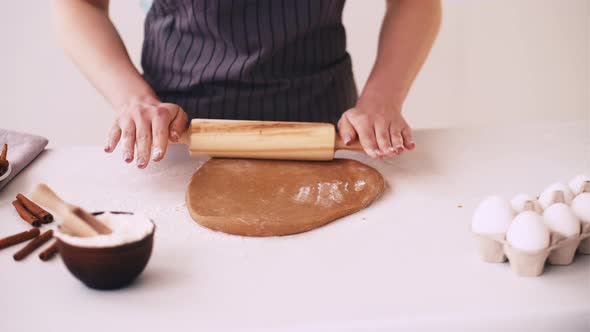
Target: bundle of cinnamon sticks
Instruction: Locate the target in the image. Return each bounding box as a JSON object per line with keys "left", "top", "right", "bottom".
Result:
{"left": 12, "top": 193, "right": 54, "bottom": 227}
{"left": 0, "top": 143, "right": 8, "bottom": 176}
{"left": 0, "top": 192, "right": 59, "bottom": 261}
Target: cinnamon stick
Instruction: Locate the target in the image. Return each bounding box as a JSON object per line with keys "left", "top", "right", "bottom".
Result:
{"left": 0, "top": 143, "right": 7, "bottom": 161}
{"left": 0, "top": 160, "right": 8, "bottom": 173}
{"left": 12, "top": 200, "right": 42, "bottom": 227}
{"left": 39, "top": 240, "right": 59, "bottom": 261}
{"left": 0, "top": 228, "right": 40, "bottom": 250}
{"left": 16, "top": 194, "right": 53, "bottom": 224}
{"left": 13, "top": 229, "right": 53, "bottom": 261}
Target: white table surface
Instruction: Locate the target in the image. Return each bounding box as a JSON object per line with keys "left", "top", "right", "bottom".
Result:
{"left": 1, "top": 122, "right": 589, "bottom": 332}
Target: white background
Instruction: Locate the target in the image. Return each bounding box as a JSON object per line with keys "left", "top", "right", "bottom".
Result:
{"left": 1, "top": 0, "right": 588, "bottom": 147}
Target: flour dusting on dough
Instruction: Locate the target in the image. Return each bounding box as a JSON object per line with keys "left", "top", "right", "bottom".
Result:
{"left": 293, "top": 186, "right": 311, "bottom": 203}
{"left": 354, "top": 180, "right": 366, "bottom": 192}
{"left": 327, "top": 182, "right": 344, "bottom": 203}
{"left": 293, "top": 180, "right": 357, "bottom": 207}
{"left": 315, "top": 181, "right": 344, "bottom": 207}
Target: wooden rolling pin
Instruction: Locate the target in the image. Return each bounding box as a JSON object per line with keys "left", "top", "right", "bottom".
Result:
{"left": 177, "top": 119, "right": 363, "bottom": 161}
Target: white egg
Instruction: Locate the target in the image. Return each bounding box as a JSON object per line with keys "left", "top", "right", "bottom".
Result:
{"left": 571, "top": 193, "right": 590, "bottom": 224}
{"left": 569, "top": 174, "right": 590, "bottom": 195}
{"left": 507, "top": 211, "right": 550, "bottom": 251}
{"left": 543, "top": 203, "right": 581, "bottom": 238}
{"left": 510, "top": 193, "right": 543, "bottom": 214}
{"left": 472, "top": 196, "right": 515, "bottom": 234}
{"left": 538, "top": 182, "right": 574, "bottom": 209}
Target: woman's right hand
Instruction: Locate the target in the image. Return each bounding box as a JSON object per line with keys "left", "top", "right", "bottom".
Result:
{"left": 103, "top": 96, "right": 188, "bottom": 169}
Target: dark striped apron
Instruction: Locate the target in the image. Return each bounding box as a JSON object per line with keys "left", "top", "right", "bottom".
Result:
{"left": 141, "top": 0, "right": 357, "bottom": 124}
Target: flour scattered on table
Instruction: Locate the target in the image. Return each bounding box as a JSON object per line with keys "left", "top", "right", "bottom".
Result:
{"left": 175, "top": 203, "right": 186, "bottom": 212}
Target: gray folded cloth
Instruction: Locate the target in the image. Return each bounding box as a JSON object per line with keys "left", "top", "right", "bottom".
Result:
{"left": 0, "top": 129, "right": 48, "bottom": 191}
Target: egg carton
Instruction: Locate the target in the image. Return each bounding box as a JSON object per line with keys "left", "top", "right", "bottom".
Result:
{"left": 472, "top": 175, "right": 590, "bottom": 276}
{"left": 473, "top": 223, "right": 590, "bottom": 277}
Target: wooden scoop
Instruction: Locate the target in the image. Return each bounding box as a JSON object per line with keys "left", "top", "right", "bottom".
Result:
{"left": 30, "top": 184, "right": 112, "bottom": 237}
{"left": 177, "top": 119, "right": 363, "bottom": 161}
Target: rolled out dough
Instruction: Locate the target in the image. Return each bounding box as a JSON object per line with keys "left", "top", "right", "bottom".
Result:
{"left": 186, "top": 158, "right": 385, "bottom": 237}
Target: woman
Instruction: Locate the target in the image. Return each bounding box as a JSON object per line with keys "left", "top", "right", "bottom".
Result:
{"left": 53, "top": 0, "right": 441, "bottom": 168}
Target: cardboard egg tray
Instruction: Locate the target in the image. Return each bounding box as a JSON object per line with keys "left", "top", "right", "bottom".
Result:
{"left": 473, "top": 222, "right": 590, "bottom": 277}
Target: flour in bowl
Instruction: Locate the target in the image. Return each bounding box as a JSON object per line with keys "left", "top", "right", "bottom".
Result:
{"left": 56, "top": 212, "right": 154, "bottom": 248}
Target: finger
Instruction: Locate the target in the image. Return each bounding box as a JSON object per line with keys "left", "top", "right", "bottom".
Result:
{"left": 167, "top": 104, "right": 188, "bottom": 142}
{"left": 151, "top": 107, "right": 171, "bottom": 162}
{"left": 402, "top": 126, "right": 415, "bottom": 150}
{"left": 337, "top": 112, "right": 357, "bottom": 145}
{"left": 135, "top": 118, "right": 152, "bottom": 169}
{"left": 120, "top": 120, "right": 136, "bottom": 163}
{"left": 105, "top": 122, "right": 122, "bottom": 153}
{"left": 375, "top": 122, "right": 396, "bottom": 158}
{"left": 349, "top": 117, "right": 380, "bottom": 159}
{"left": 390, "top": 128, "right": 405, "bottom": 155}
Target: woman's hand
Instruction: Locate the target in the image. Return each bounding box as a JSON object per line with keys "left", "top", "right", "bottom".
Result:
{"left": 337, "top": 97, "right": 415, "bottom": 159}
{"left": 104, "top": 96, "right": 188, "bottom": 168}
{"left": 52, "top": 1, "right": 189, "bottom": 169}
{"left": 335, "top": 0, "right": 440, "bottom": 160}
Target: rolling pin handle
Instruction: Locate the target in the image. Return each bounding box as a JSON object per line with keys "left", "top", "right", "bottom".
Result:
{"left": 334, "top": 135, "right": 364, "bottom": 152}
{"left": 171, "top": 130, "right": 191, "bottom": 145}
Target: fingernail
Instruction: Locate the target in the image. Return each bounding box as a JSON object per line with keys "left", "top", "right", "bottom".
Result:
{"left": 373, "top": 149, "right": 381, "bottom": 156}
{"left": 123, "top": 152, "right": 133, "bottom": 163}
{"left": 343, "top": 135, "right": 352, "bottom": 145}
{"left": 388, "top": 147, "right": 396, "bottom": 152}
{"left": 151, "top": 148, "right": 162, "bottom": 161}
{"left": 408, "top": 142, "right": 416, "bottom": 149}
{"left": 137, "top": 157, "right": 146, "bottom": 168}
{"left": 104, "top": 146, "right": 111, "bottom": 153}
{"left": 396, "top": 147, "right": 404, "bottom": 154}
{"left": 171, "top": 131, "right": 180, "bottom": 142}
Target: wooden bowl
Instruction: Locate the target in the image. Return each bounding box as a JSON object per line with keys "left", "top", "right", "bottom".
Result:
{"left": 57, "top": 212, "right": 155, "bottom": 290}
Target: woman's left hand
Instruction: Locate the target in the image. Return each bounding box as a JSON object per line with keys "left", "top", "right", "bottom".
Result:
{"left": 337, "top": 97, "right": 415, "bottom": 159}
